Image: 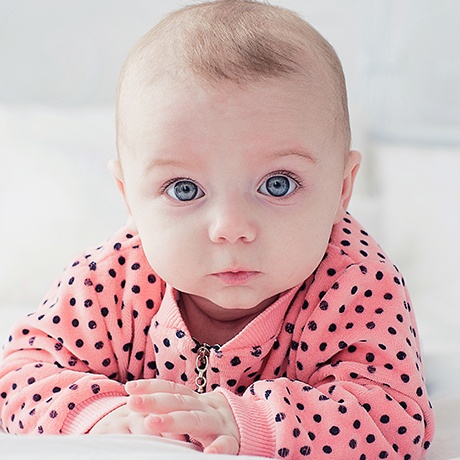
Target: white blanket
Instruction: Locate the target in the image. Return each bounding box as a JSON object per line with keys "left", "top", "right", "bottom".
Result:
{"left": 0, "top": 434, "right": 261, "bottom": 460}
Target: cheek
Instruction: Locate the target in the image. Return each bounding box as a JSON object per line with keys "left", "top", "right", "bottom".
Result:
{"left": 135, "top": 217, "right": 200, "bottom": 285}
{"left": 274, "top": 201, "right": 337, "bottom": 271}
{"left": 281, "top": 223, "right": 330, "bottom": 269}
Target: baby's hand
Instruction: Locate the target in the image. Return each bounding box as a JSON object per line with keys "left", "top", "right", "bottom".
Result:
{"left": 89, "top": 404, "right": 150, "bottom": 434}
{"left": 126, "top": 379, "right": 240, "bottom": 455}
{"left": 89, "top": 403, "right": 187, "bottom": 442}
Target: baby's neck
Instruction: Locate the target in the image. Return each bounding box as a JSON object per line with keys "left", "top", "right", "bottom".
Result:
{"left": 178, "top": 292, "right": 276, "bottom": 346}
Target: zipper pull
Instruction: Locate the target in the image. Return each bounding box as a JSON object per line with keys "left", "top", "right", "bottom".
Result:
{"left": 195, "top": 343, "right": 211, "bottom": 394}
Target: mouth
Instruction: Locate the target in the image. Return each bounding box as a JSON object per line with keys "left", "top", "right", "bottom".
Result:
{"left": 211, "top": 270, "right": 260, "bottom": 285}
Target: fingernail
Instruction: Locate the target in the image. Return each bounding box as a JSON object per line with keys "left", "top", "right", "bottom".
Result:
{"left": 149, "top": 415, "right": 162, "bottom": 424}
{"left": 131, "top": 395, "right": 143, "bottom": 405}
{"left": 125, "top": 381, "right": 137, "bottom": 390}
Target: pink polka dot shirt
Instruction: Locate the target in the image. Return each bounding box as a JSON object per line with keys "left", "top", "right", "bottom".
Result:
{"left": 0, "top": 215, "right": 435, "bottom": 459}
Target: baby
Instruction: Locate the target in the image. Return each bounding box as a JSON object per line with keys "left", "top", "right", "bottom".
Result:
{"left": 0, "top": 0, "right": 434, "bottom": 458}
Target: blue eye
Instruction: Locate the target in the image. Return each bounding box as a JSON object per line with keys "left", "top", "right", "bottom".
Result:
{"left": 258, "top": 175, "right": 298, "bottom": 197}
{"left": 166, "top": 180, "right": 204, "bottom": 201}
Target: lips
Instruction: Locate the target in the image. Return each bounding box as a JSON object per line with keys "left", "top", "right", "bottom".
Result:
{"left": 211, "top": 270, "right": 260, "bottom": 285}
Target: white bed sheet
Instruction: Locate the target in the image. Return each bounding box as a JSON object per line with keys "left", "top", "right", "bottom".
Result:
{"left": 0, "top": 433, "right": 265, "bottom": 460}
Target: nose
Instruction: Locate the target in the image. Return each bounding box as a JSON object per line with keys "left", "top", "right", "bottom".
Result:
{"left": 208, "top": 196, "right": 257, "bottom": 244}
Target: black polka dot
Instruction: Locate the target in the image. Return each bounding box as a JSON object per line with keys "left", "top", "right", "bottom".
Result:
{"left": 329, "top": 426, "right": 340, "bottom": 435}
{"left": 401, "top": 374, "right": 410, "bottom": 383}
{"left": 273, "top": 412, "right": 286, "bottom": 423}
{"left": 366, "top": 434, "right": 376, "bottom": 443}
{"left": 91, "top": 384, "right": 100, "bottom": 394}
{"left": 338, "top": 405, "right": 347, "bottom": 414}
{"left": 278, "top": 448, "right": 289, "bottom": 458}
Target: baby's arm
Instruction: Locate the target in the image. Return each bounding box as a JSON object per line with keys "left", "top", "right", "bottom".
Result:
{"left": 0, "top": 303, "right": 130, "bottom": 434}
{"left": 125, "top": 379, "right": 239, "bottom": 454}
{"left": 190, "top": 262, "right": 433, "bottom": 460}
{"left": 0, "top": 236, "right": 163, "bottom": 435}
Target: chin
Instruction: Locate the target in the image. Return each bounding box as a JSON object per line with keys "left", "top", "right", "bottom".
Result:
{"left": 213, "top": 292, "right": 276, "bottom": 313}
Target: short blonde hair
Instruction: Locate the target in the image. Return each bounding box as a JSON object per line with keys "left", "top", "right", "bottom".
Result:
{"left": 117, "top": 0, "right": 351, "bottom": 152}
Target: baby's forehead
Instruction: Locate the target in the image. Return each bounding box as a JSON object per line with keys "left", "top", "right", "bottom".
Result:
{"left": 117, "top": 0, "right": 350, "bottom": 153}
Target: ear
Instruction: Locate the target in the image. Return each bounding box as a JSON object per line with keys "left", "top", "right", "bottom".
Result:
{"left": 334, "top": 150, "right": 362, "bottom": 223}
{"left": 108, "top": 158, "right": 126, "bottom": 196}
{"left": 108, "top": 159, "right": 135, "bottom": 227}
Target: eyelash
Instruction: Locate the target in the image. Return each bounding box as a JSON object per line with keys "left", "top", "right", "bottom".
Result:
{"left": 160, "top": 176, "right": 196, "bottom": 194}
{"left": 160, "top": 170, "right": 303, "bottom": 201}
{"left": 263, "top": 170, "right": 303, "bottom": 188}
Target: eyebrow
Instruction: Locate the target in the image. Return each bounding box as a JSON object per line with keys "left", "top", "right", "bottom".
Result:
{"left": 142, "top": 157, "right": 191, "bottom": 176}
{"left": 143, "top": 145, "right": 317, "bottom": 173}
{"left": 269, "top": 146, "right": 317, "bottom": 164}
{"left": 146, "top": 158, "right": 188, "bottom": 169}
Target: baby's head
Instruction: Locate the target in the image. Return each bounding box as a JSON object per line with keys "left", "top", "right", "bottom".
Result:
{"left": 111, "top": 0, "right": 361, "bottom": 314}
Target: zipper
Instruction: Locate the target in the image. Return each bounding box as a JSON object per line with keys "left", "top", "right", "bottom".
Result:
{"left": 195, "top": 343, "right": 211, "bottom": 394}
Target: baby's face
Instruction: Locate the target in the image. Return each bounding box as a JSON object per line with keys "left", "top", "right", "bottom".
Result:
{"left": 115, "top": 76, "right": 359, "bottom": 315}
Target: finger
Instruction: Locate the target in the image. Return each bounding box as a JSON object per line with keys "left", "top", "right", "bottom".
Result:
{"left": 145, "top": 410, "right": 216, "bottom": 436}
{"left": 128, "top": 392, "right": 203, "bottom": 414}
{"left": 204, "top": 435, "right": 239, "bottom": 456}
{"left": 125, "top": 379, "right": 194, "bottom": 397}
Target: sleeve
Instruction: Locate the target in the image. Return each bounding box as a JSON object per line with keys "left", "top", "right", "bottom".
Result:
{"left": 0, "top": 248, "right": 163, "bottom": 435}
{"left": 218, "top": 263, "right": 435, "bottom": 459}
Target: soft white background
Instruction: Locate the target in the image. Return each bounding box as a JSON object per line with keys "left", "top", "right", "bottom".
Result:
{"left": 0, "top": 1, "right": 459, "bottom": 457}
